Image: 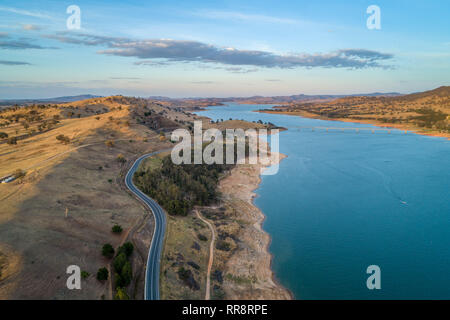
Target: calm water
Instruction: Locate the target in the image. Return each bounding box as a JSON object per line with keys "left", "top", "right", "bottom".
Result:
{"left": 196, "top": 103, "right": 450, "bottom": 299}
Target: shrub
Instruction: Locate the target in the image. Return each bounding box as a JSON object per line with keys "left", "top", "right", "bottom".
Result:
{"left": 96, "top": 267, "right": 108, "bottom": 281}
{"left": 112, "top": 224, "right": 123, "bottom": 233}
{"left": 13, "top": 169, "right": 26, "bottom": 179}
{"left": 197, "top": 234, "right": 207, "bottom": 241}
{"left": 116, "top": 154, "right": 126, "bottom": 163}
{"left": 216, "top": 240, "right": 231, "bottom": 251}
{"left": 7, "top": 137, "right": 17, "bottom": 145}
{"left": 56, "top": 134, "right": 70, "bottom": 144}
{"left": 81, "top": 271, "right": 90, "bottom": 279}
{"left": 114, "top": 287, "right": 129, "bottom": 300}
{"left": 105, "top": 140, "right": 114, "bottom": 148}
{"left": 0, "top": 132, "right": 8, "bottom": 139}
{"left": 102, "top": 243, "right": 115, "bottom": 259}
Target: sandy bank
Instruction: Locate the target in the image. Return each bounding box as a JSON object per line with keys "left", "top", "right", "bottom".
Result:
{"left": 218, "top": 146, "right": 292, "bottom": 299}
{"left": 258, "top": 110, "right": 450, "bottom": 140}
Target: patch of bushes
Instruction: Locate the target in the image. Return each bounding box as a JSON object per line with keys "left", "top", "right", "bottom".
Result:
{"left": 216, "top": 240, "right": 231, "bottom": 251}
{"left": 112, "top": 242, "right": 134, "bottom": 289}
{"left": 134, "top": 148, "right": 234, "bottom": 216}
{"left": 177, "top": 267, "right": 200, "bottom": 291}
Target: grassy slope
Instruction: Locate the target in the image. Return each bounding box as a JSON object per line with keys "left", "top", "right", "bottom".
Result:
{"left": 0, "top": 96, "right": 178, "bottom": 299}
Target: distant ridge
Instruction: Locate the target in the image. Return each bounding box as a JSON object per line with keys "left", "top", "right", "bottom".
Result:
{"left": 0, "top": 94, "right": 103, "bottom": 106}
{"left": 149, "top": 92, "right": 401, "bottom": 105}
{"left": 260, "top": 85, "right": 450, "bottom": 138}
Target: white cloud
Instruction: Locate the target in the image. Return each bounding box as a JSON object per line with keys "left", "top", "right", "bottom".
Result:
{"left": 0, "top": 6, "right": 52, "bottom": 20}
{"left": 47, "top": 33, "right": 394, "bottom": 69}
{"left": 193, "top": 10, "right": 300, "bottom": 25}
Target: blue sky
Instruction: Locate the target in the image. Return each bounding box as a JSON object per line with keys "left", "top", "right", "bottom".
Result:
{"left": 0, "top": 0, "right": 449, "bottom": 98}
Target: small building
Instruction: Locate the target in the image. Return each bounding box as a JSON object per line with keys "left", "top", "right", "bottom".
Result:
{"left": 0, "top": 176, "right": 15, "bottom": 184}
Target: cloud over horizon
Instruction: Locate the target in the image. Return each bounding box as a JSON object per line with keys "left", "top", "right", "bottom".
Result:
{"left": 0, "top": 60, "right": 31, "bottom": 65}
{"left": 46, "top": 33, "right": 394, "bottom": 70}
{"left": 0, "top": 33, "right": 56, "bottom": 49}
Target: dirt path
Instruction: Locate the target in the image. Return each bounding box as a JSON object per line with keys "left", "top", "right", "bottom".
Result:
{"left": 195, "top": 210, "right": 215, "bottom": 300}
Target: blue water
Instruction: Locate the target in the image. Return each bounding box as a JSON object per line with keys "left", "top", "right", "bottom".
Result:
{"left": 195, "top": 103, "right": 450, "bottom": 300}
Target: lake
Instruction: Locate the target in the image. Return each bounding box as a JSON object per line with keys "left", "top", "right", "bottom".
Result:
{"left": 196, "top": 103, "right": 450, "bottom": 299}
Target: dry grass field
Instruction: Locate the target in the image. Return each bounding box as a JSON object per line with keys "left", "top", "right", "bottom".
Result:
{"left": 0, "top": 96, "right": 187, "bottom": 299}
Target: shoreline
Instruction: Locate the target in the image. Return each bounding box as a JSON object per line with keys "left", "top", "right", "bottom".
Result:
{"left": 194, "top": 107, "right": 292, "bottom": 299}
{"left": 258, "top": 110, "right": 450, "bottom": 140}
{"left": 249, "top": 152, "right": 295, "bottom": 300}
{"left": 218, "top": 144, "right": 292, "bottom": 300}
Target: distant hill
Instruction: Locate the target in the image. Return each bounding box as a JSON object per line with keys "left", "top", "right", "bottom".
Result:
{"left": 261, "top": 86, "right": 450, "bottom": 138}
{"left": 150, "top": 92, "right": 402, "bottom": 108}
{"left": 0, "top": 94, "right": 103, "bottom": 106}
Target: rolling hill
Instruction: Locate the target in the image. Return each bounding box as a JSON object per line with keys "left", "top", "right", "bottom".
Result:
{"left": 261, "top": 86, "right": 450, "bottom": 138}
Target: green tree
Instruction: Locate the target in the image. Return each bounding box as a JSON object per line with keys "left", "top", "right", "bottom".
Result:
{"left": 113, "top": 252, "right": 127, "bottom": 273}
{"left": 115, "top": 273, "right": 125, "bottom": 287}
{"left": 112, "top": 224, "right": 123, "bottom": 233}
{"left": 96, "top": 267, "right": 109, "bottom": 281}
{"left": 120, "top": 261, "right": 132, "bottom": 286}
{"left": 102, "top": 243, "right": 115, "bottom": 259}
{"left": 121, "top": 242, "right": 134, "bottom": 257}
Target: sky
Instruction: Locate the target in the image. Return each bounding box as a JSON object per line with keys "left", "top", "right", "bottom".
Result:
{"left": 0, "top": 0, "right": 449, "bottom": 99}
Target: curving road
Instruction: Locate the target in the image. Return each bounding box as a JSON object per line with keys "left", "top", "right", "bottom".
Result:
{"left": 125, "top": 150, "right": 169, "bottom": 300}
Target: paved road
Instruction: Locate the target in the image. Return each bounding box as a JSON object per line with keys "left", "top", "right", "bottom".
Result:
{"left": 125, "top": 150, "right": 169, "bottom": 300}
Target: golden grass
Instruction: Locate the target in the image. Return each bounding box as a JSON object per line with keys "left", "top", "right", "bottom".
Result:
{"left": 0, "top": 96, "right": 175, "bottom": 299}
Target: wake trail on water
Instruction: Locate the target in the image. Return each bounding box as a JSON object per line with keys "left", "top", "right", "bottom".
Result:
{"left": 356, "top": 162, "right": 408, "bottom": 206}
